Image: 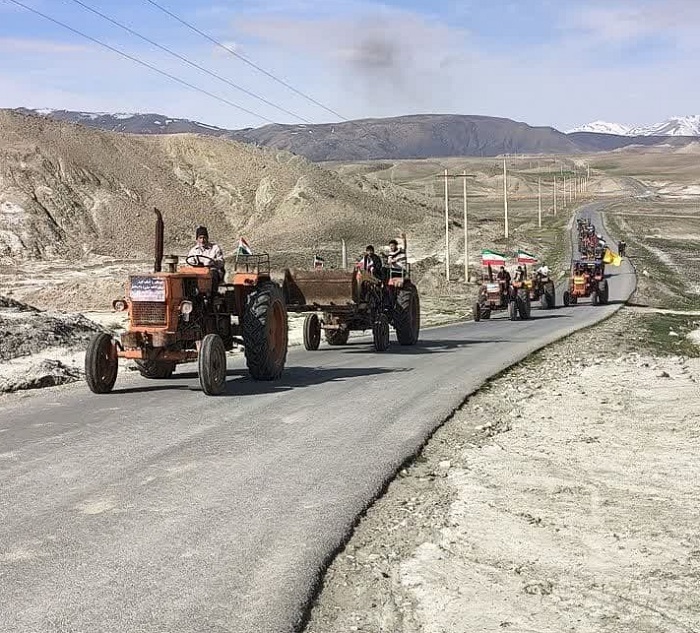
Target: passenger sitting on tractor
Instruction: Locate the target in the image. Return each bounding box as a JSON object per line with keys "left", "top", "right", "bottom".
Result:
{"left": 536, "top": 264, "right": 550, "bottom": 279}
{"left": 188, "top": 225, "right": 225, "bottom": 285}
{"left": 386, "top": 239, "right": 407, "bottom": 273}
{"left": 513, "top": 265, "right": 525, "bottom": 283}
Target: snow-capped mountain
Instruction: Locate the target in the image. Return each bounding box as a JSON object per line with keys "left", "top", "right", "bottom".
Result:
{"left": 14, "top": 108, "right": 228, "bottom": 136}
{"left": 567, "top": 120, "right": 632, "bottom": 135}
{"left": 569, "top": 116, "right": 700, "bottom": 137}
{"left": 628, "top": 116, "right": 700, "bottom": 137}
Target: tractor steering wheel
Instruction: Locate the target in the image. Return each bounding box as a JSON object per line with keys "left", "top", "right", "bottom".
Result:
{"left": 185, "top": 254, "right": 215, "bottom": 267}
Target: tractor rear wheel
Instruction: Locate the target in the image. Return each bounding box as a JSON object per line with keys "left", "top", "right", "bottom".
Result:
{"left": 325, "top": 327, "right": 350, "bottom": 346}
{"left": 303, "top": 313, "right": 321, "bottom": 350}
{"left": 199, "top": 333, "right": 226, "bottom": 395}
{"left": 85, "top": 332, "right": 118, "bottom": 394}
{"left": 372, "top": 314, "right": 390, "bottom": 352}
{"left": 394, "top": 286, "right": 420, "bottom": 345}
{"left": 243, "top": 282, "right": 288, "bottom": 380}
{"left": 135, "top": 360, "right": 175, "bottom": 379}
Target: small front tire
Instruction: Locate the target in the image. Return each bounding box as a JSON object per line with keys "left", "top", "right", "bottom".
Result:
{"left": 199, "top": 333, "right": 227, "bottom": 396}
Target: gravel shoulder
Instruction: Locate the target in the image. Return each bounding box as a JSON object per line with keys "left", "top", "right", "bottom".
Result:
{"left": 303, "top": 308, "right": 700, "bottom": 633}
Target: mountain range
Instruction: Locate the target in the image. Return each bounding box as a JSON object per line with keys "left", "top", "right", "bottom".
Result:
{"left": 11, "top": 108, "right": 700, "bottom": 162}
{"left": 568, "top": 116, "right": 700, "bottom": 137}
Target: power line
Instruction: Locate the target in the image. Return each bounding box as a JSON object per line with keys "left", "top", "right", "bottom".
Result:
{"left": 68, "top": 0, "right": 312, "bottom": 124}
{"left": 6, "top": 0, "right": 277, "bottom": 124}
{"left": 143, "top": 0, "right": 347, "bottom": 121}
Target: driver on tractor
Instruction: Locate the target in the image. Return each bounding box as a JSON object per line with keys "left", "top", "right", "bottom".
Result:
{"left": 188, "top": 225, "right": 225, "bottom": 285}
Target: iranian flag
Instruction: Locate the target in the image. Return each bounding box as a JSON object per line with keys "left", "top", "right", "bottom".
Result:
{"left": 516, "top": 250, "right": 538, "bottom": 265}
{"left": 237, "top": 237, "right": 253, "bottom": 256}
{"left": 481, "top": 249, "right": 507, "bottom": 266}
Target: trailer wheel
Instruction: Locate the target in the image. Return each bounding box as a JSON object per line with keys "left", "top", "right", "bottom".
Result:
{"left": 473, "top": 302, "right": 481, "bottom": 322}
{"left": 303, "top": 314, "right": 321, "bottom": 350}
{"left": 372, "top": 314, "right": 390, "bottom": 352}
{"left": 85, "top": 332, "right": 118, "bottom": 394}
{"left": 199, "top": 333, "right": 226, "bottom": 395}
{"left": 325, "top": 327, "right": 350, "bottom": 346}
{"left": 394, "top": 285, "right": 420, "bottom": 345}
{"left": 135, "top": 360, "right": 175, "bottom": 379}
{"left": 243, "top": 282, "right": 288, "bottom": 380}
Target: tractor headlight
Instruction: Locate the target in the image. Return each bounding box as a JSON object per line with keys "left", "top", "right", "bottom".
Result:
{"left": 180, "top": 300, "right": 194, "bottom": 315}
{"left": 112, "top": 299, "right": 128, "bottom": 312}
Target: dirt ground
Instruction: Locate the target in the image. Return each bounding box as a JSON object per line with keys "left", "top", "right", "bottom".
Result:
{"left": 303, "top": 308, "right": 700, "bottom": 633}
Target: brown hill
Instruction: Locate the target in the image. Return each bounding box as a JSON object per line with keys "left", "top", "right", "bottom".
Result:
{"left": 0, "top": 109, "right": 444, "bottom": 266}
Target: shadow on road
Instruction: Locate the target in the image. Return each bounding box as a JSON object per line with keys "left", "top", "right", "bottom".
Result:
{"left": 112, "top": 366, "right": 408, "bottom": 396}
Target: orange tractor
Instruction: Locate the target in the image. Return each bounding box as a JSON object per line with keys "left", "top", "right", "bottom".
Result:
{"left": 283, "top": 238, "right": 420, "bottom": 351}
{"left": 563, "top": 260, "right": 609, "bottom": 306}
{"left": 85, "top": 209, "right": 288, "bottom": 395}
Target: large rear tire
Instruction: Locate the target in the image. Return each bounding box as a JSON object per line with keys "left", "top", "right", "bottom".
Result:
{"left": 303, "top": 313, "right": 321, "bottom": 351}
{"left": 394, "top": 286, "right": 420, "bottom": 345}
{"left": 199, "top": 333, "right": 226, "bottom": 395}
{"left": 243, "top": 282, "right": 288, "bottom": 380}
{"left": 85, "top": 332, "right": 118, "bottom": 394}
{"left": 135, "top": 359, "right": 175, "bottom": 379}
{"left": 325, "top": 327, "right": 350, "bottom": 346}
{"left": 372, "top": 314, "right": 390, "bottom": 352}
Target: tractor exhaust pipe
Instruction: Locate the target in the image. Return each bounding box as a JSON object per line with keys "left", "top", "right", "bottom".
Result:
{"left": 153, "top": 207, "right": 164, "bottom": 273}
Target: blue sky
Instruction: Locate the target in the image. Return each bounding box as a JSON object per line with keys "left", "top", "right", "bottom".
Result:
{"left": 1, "top": 0, "right": 697, "bottom": 130}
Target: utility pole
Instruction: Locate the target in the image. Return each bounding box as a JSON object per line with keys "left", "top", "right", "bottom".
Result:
{"left": 341, "top": 239, "right": 347, "bottom": 269}
{"left": 553, "top": 177, "right": 557, "bottom": 215}
{"left": 538, "top": 177, "right": 542, "bottom": 228}
{"left": 503, "top": 158, "right": 509, "bottom": 239}
{"left": 444, "top": 168, "right": 450, "bottom": 281}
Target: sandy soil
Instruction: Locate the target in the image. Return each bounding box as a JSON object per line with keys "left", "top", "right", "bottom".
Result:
{"left": 303, "top": 309, "right": 700, "bottom": 633}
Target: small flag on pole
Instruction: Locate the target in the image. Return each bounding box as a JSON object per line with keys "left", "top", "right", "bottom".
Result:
{"left": 516, "top": 250, "right": 538, "bottom": 265}
{"left": 313, "top": 254, "right": 325, "bottom": 269}
{"left": 481, "top": 249, "right": 506, "bottom": 266}
{"left": 237, "top": 237, "right": 252, "bottom": 256}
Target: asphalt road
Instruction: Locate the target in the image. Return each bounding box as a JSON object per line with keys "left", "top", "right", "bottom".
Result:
{"left": 0, "top": 203, "right": 635, "bottom": 633}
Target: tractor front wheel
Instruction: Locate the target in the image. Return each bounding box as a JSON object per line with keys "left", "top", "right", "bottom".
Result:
{"left": 303, "top": 313, "right": 321, "bottom": 350}
{"left": 473, "top": 301, "right": 481, "bottom": 322}
{"left": 243, "top": 282, "right": 288, "bottom": 380}
{"left": 372, "top": 314, "right": 390, "bottom": 352}
{"left": 563, "top": 291, "right": 571, "bottom": 307}
{"left": 508, "top": 300, "right": 518, "bottom": 321}
{"left": 85, "top": 332, "right": 118, "bottom": 394}
{"left": 394, "top": 286, "right": 420, "bottom": 345}
{"left": 199, "top": 333, "right": 227, "bottom": 395}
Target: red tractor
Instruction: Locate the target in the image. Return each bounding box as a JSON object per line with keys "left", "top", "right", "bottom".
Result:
{"left": 474, "top": 265, "right": 530, "bottom": 321}
{"left": 85, "top": 209, "right": 288, "bottom": 395}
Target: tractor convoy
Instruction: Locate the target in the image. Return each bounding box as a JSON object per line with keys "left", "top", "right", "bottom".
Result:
{"left": 85, "top": 211, "right": 621, "bottom": 395}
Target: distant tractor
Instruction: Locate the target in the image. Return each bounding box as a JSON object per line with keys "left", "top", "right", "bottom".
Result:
{"left": 473, "top": 264, "right": 529, "bottom": 321}
{"left": 284, "top": 237, "right": 420, "bottom": 351}
{"left": 85, "top": 209, "right": 288, "bottom": 396}
{"left": 518, "top": 265, "right": 556, "bottom": 309}
{"left": 563, "top": 260, "right": 609, "bottom": 306}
